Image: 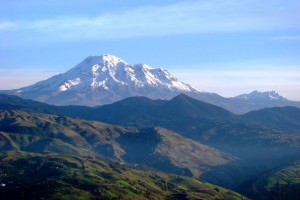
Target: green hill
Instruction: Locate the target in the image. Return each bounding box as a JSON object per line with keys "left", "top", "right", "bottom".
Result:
{"left": 0, "top": 109, "right": 235, "bottom": 178}
{"left": 237, "top": 161, "right": 300, "bottom": 200}
{"left": 0, "top": 151, "right": 245, "bottom": 200}
{"left": 1, "top": 94, "right": 300, "bottom": 196}
{"left": 0, "top": 109, "right": 246, "bottom": 199}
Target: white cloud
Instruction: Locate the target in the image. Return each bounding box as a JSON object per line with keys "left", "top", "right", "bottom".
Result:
{"left": 1, "top": 0, "right": 300, "bottom": 40}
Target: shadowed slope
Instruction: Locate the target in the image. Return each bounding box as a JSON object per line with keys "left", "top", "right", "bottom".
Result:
{"left": 242, "top": 106, "right": 300, "bottom": 132}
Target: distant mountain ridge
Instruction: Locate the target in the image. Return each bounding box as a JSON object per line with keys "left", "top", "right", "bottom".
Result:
{"left": 2, "top": 93, "right": 299, "bottom": 151}
{"left": 0, "top": 109, "right": 243, "bottom": 199}
{"left": 235, "top": 90, "right": 286, "bottom": 101}
{"left": 1, "top": 54, "right": 299, "bottom": 114}
{"left": 2, "top": 93, "right": 300, "bottom": 136}
{"left": 1, "top": 93, "right": 300, "bottom": 195}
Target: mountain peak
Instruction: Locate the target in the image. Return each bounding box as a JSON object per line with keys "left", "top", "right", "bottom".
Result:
{"left": 235, "top": 90, "right": 286, "bottom": 101}
{"left": 64, "top": 54, "right": 194, "bottom": 93}
{"left": 172, "top": 93, "right": 191, "bottom": 100}
{"left": 9, "top": 54, "right": 198, "bottom": 106}
{"left": 100, "top": 54, "right": 127, "bottom": 65}
{"left": 78, "top": 54, "right": 127, "bottom": 70}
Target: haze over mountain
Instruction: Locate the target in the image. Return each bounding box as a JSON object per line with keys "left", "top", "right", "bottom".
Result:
{"left": 0, "top": 109, "right": 243, "bottom": 199}
{"left": 1, "top": 54, "right": 299, "bottom": 114}
{"left": 242, "top": 106, "right": 300, "bottom": 132}
{"left": 1, "top": 93, "right": 299, "bottom": 199}
{"left": 228, "top": 90, "right": 300, "bottom": 114}
{"left": 2, "top": 0, "right": 300, "bottom": 199}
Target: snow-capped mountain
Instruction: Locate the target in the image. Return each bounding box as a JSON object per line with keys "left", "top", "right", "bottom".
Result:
{"left": 6, "top": 54, "right": 198, "bottom": 106}
{"left": 1, "top": 54, "right": 299, "bottom": 113}
{"left": 235, "top": 90, "right": 286, "bottom": 101}
{"left": 54, "top": 54, "right": 194, "bottom": 92}
{"left": 229, "top": 90, "right": 300, "bottom": 114}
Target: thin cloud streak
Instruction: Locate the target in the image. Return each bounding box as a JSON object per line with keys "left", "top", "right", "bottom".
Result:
{"left": 0, "top": 21, "right": 17, "bottom": 30}
{"left": 1, "top": 0, "right": 300, "bottom": 40}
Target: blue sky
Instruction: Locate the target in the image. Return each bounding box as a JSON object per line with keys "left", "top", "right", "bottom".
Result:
{"left": 1, "top": 0, "right": 300, "bottom": 100}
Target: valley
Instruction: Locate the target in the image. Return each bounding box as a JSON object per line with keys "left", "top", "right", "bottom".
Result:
{"left": 2, "top": 0, "right": 300, "bottom": 198}
{"left": 0, "top": 93, "right": 299, "bottom": 199}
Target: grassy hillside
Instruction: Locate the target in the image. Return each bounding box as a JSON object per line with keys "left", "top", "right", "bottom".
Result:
{"left": 0, "top": 108, "right": 247, "bottom": 199}
{"left": 0, "top": 109, "right": 235, "bottom": 178}
{"left": 0, "top": 151, "right": 246, "bottom": 200}
{"left": 1, "top": 94, "right": 300, "bottom": 196}
{"left": 87, "top": 94, "right": 300, "bottom": 183}
{"left": 0, "top": 109, "right": 130, "bottom": 159}
{"left": 154, "top": 128, "right": 235, "bottom": 177}
{"left": 117, "top": 127, "right": 235, "bottom": 178}
{"left": 2, "top": 94, "right": 299, "bottom": 152}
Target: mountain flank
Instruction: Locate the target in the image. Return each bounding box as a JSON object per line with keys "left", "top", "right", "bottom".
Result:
{"left": 0, "top": 93, "right": 299, "bottom": 198}
{"left": 0, "top": 109, "right": 235, "bottom": 178}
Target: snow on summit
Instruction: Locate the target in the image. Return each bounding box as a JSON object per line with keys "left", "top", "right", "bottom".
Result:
{"left": 55, "top": 54, "right": 194, "bottom": 92}
{"left": 7, "top": 54, "right": 197, "bottom": 106}
{"left": 235, "top": 90, "right": 286, "bottom": 101}
{"left": 1, "top": 54, "right": 299, "bottom": 112}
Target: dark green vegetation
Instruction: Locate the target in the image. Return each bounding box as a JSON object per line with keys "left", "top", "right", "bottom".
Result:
{"left": 0, "top": 94, "right": 300, "bottom": 199}
{"left": 0, "top": 151, "right": 244, "bottom": 200}
{"left": 0, "top": 108, "right": 244, "bottom": 199}
{"left": 243, "top": 106, "right": 300, "bottom": 132}
{"left": 0, "top": 109, "right": 235, "bottom": 178}
{"left": 237, "top": 160, "right": 300, "bottom": 200}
